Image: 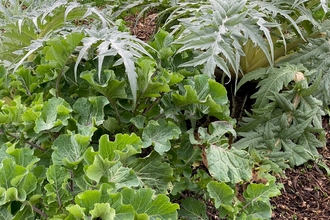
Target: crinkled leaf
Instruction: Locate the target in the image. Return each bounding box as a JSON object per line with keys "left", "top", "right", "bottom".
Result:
{"left": 0, "top": 158, "right": 27, "bottom": 189}
{"left": 81, "top": 69, "right": 127, "bottom": 101}
{"left": 142, "top": 119, "right": 181, "bottom": 155}
{"left": 73, "top": 96, "right": 109, "bottom": 126}
{"left": 34, "top": 97, "right": 72, "bottom": 133}
{"left": 121, "top": 187, "right": 179, "bottom": 219}
{"left": 52, "top": 134, "right": 89, "bottom": 168}
{"left": 207, "top": 181, "right": 235, "bottom": 211}
{"left": 98, "top": 133, "right": 142, "bottom": 162}
{"left": 44, "top": 165, "right": 71, "bottom": 206}
{"left": 243, "top": 181, "right": 281, "bottom": 205}
{"left": 206, "top": 145, "right": 252, "bottom": 183}
{"left": 172, "top": 75, "right": 230, "bottom": 120}
{"left": 90, "top": 203, "right": 115, "bottom": 220}
{"left": 178, "top": 197, "right": 207, "bottom": 219}
{"left": 86, "top": 155, "right": 139, "bottom": 189}
{"left": 6, "top": 147, "right": 39, "bottom": 171}
{"left": 128, "top": 152, "right": 173, "bottom": 194}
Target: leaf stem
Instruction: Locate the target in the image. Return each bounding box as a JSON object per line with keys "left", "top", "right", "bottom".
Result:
{"left": 0, "top": 129, "right": 46, "bottom": 152}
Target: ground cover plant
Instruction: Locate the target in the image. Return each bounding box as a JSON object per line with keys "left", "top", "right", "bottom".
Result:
{"left": 0, "top": 0, "right": 330, "bottom": 219}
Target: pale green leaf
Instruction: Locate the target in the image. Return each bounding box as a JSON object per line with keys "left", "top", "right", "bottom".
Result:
{"left": 98, "top": 133, "right": 142, "bottom": 162}
{"left": 44, "top": 165, "right": 71, "bottom": 206}
{"left": 6, "top": 147, "right": 39, "bottom": 171}
{"left": 34, "top": 97, "right": 72, "bottom": 133}
{"left": 243, "top": 181, "right": 281, "bottom": 205}
{"left": 0, "top": 158, "right": 27, "bottom": 189}
{"left": 142, "top": 119, "right": 181, "bottom": 155}
{"left": 207, "top": 181, "right": 235, "bottom": 211}
{"left": 0, "top": 205, "right": 13, "bottom": 219}
{"left": 73, "top": 96, "right": 109, "bottom": 127}
{"left": 121, "top": 188, "right": 179, "bottom": 220}
{"left": 66, "top": 204, "right": 86, "bottom": 219}
{"left": 206, "top": 145, "right": 252, "bottom": 183}
{"left": 52, "top": 134, "right": 89, "bottom": 168}
{"left": 90, "top": 203, "right": 115, "bottom": 220}
{"left": 85, "top": 155, "right": 139, "bottom": 189}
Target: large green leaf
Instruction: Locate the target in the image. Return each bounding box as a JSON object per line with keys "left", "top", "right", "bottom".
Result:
{"left": 206, "top": 145, "right": 252, "bottom": 183}
{"left": 142, "top": 119, "right": 181, "bottom": 155}
{"left": 243, "top": 181, "right": 281, "bottom": 206}
{"left": 98, "top": 133, "right": 142, "bottom": 162}
{"left": 6, "top": 146, "right": 39, "bottom": 171}
{"left": 128, "top": 152, "right": 173, "bottom": 194}
{"left": 121, "top": 187, "right": 179, "bottom": 219}
{"left": 178, "top": 197, "right": 207, "bottom": 219}
{"left": 172, "top": 75, "right": 230, "bottom": 120}
{"left": 85, "top": 155, "right": 139, "bottom": 189}
{"left": 52, "top": 134, "right": 89, "bottom": 168}
{"left": 44, "top": 165, "right": 71, "bottom": 213}
{"left": 81, "top": 69, "right": 127, "bottom": 101}
{"left": 73, "top": 96, "right": 109, "bottom": 126}
{"left": 34, "top": 97, "right": 72, "bottom": 133}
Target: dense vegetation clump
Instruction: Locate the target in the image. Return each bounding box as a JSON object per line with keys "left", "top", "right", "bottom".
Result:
{"left": 0, "top": 0, "right": 329, "bottom": 219}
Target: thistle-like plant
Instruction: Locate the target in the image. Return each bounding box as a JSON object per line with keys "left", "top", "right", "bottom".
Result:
{"left": 167, "top": 0, "right": 328, "bottom": 79}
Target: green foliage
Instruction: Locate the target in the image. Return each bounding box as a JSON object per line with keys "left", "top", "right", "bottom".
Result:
{"left": 0, "top": 0, "right": 329, "bottom": 219}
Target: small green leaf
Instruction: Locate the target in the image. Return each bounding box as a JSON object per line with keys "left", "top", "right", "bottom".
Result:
{"left": 142, "top": 119, "right": 181, "bottom": 155}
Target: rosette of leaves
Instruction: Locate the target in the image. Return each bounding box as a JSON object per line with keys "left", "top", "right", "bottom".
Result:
{"left": 234, "top": 63, "right": 326, "bottom": 168}
{"left": 167, "top": 0, "right": 328, "bottom": 78}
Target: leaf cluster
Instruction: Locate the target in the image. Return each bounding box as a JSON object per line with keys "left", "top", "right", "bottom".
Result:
{"left": 0, "top": 0, "right": 329, "bottom": 219}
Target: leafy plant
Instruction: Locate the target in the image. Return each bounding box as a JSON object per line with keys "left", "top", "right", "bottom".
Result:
{"left": 1, "top": 0, "right": 330, "bottom": 219}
